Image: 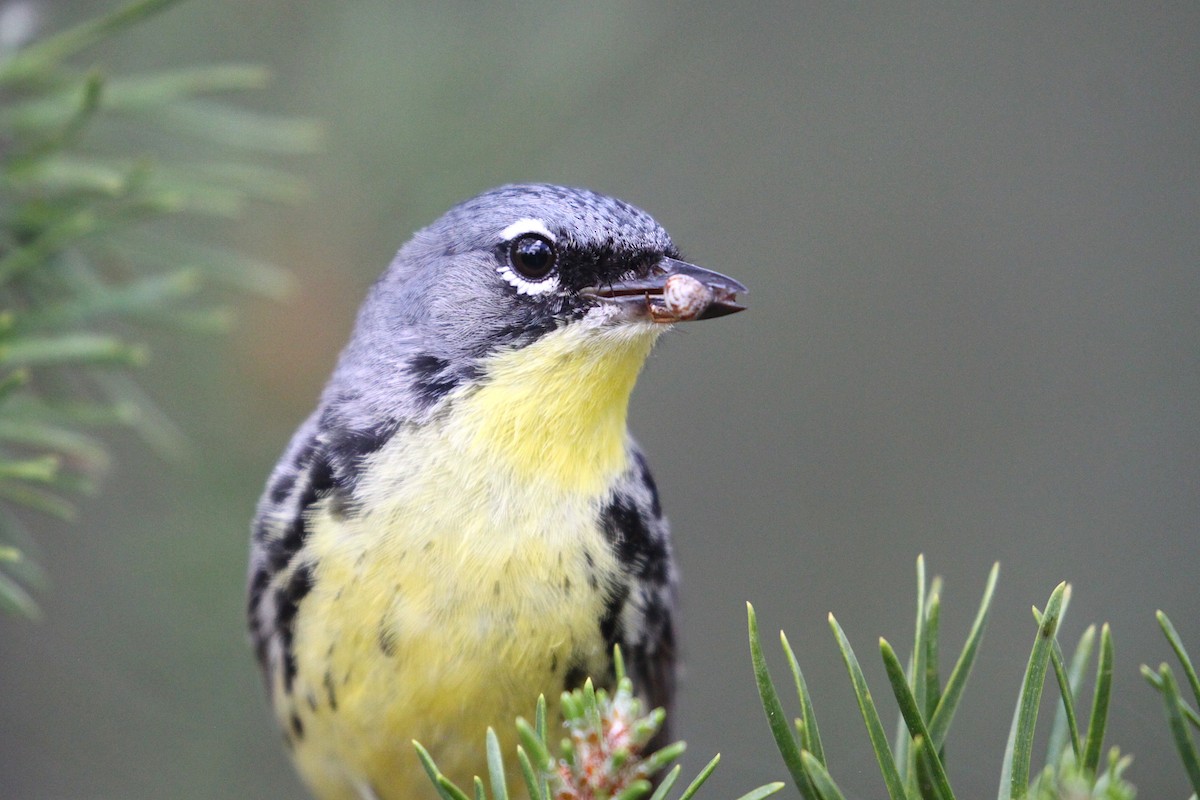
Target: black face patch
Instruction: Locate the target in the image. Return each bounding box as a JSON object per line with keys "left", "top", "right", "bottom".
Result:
{"left": 482, "top": 223, "right": 680, "bottom": 359}
{"left": 556, "top": 239, "right": 678, "bottom": 296}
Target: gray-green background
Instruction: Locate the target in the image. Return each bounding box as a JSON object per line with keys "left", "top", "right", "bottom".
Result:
{"left": 2, "top": 2, "right": 1198, "bottom": 797}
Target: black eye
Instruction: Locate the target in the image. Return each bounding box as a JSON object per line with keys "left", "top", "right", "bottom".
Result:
{"left": 509, "top": 234, "right": 557, "bottom": 280}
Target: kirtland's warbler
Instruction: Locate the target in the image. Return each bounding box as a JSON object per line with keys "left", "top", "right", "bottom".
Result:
{"left": 247, "top": 184, "right": 746, "bottom": 799}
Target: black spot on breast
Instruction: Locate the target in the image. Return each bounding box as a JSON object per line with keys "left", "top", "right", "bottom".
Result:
{"left": 564, "top": 662, "right": 589, "bottom": 692}
{"left": 409, "top": 354, "right": 460, "bottom": 407}
{"left": 275, "top": 563, "right": 314, "bottom": 693}
{"left": 290, "top": 712, "right": 304, "bottom": 739}
{"left": 583, "top": 549, "right": 598, "bottom": 590}
{"left": 378, "top": 623, "right": 398, "bottom": 657}
{"left": 324, "top": 670, "right": 338, "bottom": 711}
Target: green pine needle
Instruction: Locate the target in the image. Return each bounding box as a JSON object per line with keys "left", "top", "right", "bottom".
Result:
{"left": 1157, "top": 665, "right": 1200, "bottom": 794}
{"left": 675, "top": 754, "right": 720, "bottom": 800}
{"left": 800, "top": 751, "right": 846, "bottom": 800}
{"left": 828, "top": 613, "right": 908, "bottom": 800}
{"left": 880, "top": 637, "right": 956, "bottom": 799}
{"left": 781, "top": 630, "right": 825, "bottom": 766}
{"left": 1032, "top": 605, "right": 1082, "bottom": 763}
{"left": 1157, "top": 611, "right": 1200, "bottom": 714}
{"left": 1045, "top": 624, "right": 1096, "bottom": 768}
{"left": 1081, "top": 624, "right": 1113, "bottom": 774}
{"left": 486, "top": 727, "right": 508, "bottom": 800}
{"left": 748, "top": 602, "right": 816, "bottom": 798}
{"left": 999, "top": 582, "right": 1069, "bottom": 800}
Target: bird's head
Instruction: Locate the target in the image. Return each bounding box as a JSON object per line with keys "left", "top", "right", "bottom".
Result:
{"left": 327, "top": 184, "right": 745, "bottom": 425}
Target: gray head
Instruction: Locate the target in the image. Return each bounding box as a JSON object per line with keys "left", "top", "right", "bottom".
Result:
{"left": 321, "top": 183, "right": 745, "bottom": 427}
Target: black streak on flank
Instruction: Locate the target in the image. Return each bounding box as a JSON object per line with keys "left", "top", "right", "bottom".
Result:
{"left": 632, "top": 450, "right": 663, "bottom": 519}
{"left": 603, "top": 494, "right": 649, "bottom": 562}
{"left": 247, "top": 567, "right": 269, "bottom": 617}
{"left": 247, "top": 567, "right": 270, "bottom": 667}
{"left": 306, "top": 451, "right": 335, "bottom": 498}
{"left": 599, "top": 582, "right": 629, "bottom": 647}
{"left": 291, "top": 712, "right": 304, "bottom": 740}
{"left": 289, "top": 438, "right": 317, "bottom": 477}
{"left": 266, "top": 515, "right": 307, "bottom": 574}
{"left": 275, "top": 563, "right": 314, "bottom": 693}
{"left": 322, "top": 420, "right": 398, "bottom": 518}
{"left": 602, "top": 493, "right": 669, "bottom": 584}
{"left": 268, "top": 471, "right": 296, "bottom": 505}
{"left": 326, "top": 424, "right": 394, "bottom": 483}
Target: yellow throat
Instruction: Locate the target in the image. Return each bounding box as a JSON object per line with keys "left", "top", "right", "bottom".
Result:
{"left": 453, "top": 320, "right": 663, "bottom": 494}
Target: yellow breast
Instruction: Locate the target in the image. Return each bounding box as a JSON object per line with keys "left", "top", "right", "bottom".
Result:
{"left": 282, "top": 321, "right": 662, "bottom": 800}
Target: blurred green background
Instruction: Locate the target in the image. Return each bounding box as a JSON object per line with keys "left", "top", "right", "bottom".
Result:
{"left": 3, "top": 2, "right": 1198, "bottom": 797}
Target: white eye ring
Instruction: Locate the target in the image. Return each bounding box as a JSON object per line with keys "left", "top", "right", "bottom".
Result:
{"left": 497, "top": 262, "right": 559, "bottom": 295}
{"left": 497, "top": 218, "right": 560, "bottom": 295}
{"left": 499, "top": 218, "right": 555, "bottom": 242}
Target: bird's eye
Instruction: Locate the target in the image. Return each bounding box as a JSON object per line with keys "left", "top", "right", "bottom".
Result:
{"left": 509, "top": 234, "right": 556, "bottom": 280}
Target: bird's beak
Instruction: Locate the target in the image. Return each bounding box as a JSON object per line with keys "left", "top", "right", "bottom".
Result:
{"left": 584, "top": 257, "right": 747, "bottom": 323}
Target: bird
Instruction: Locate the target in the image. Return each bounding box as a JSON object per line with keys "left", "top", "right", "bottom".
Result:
{"left": 246, "top": 183, "right": 746, "bottom": 800}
